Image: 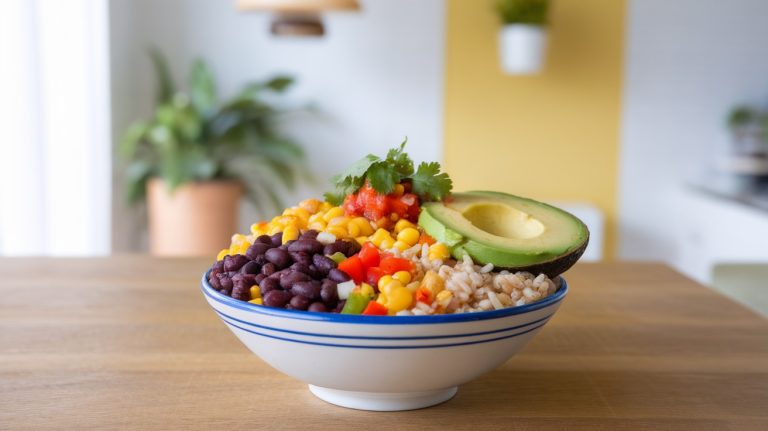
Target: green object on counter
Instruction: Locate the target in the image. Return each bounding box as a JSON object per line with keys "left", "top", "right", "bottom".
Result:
{"left": 340, "top": 292, "right": 370, "bottom": 315}
{"left": 328, "top": 252, "right": 346, "bottom": 265}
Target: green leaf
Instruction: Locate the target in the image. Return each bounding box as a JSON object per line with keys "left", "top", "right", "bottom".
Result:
{"left": 366, "top": 161, "right": 399, "bottom": 195}
{"left": 190, "top": 59, "right": 217, "bottom": 115}
{"left": 264, "top": 76, "right": 294, "bottom": 92}
{"left": 411, "top": 161, "right": 453, "bottom": 201}
{"left": 385, "top": 137, "right": 414, "bottom": 178}
{"left": 148, "top": 47, "right": 176, "bottom": 104}
{"left": 329, "top": 153, "right": 380, "bottom": 185}
{"left": 118, "top": 121, "right": 149, "bottom": 160}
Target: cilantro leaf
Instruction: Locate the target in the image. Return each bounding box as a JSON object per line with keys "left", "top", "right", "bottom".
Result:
{"left": 366, "top": 161, "right": 400, "bottom": 194}
{"left": 411, "top": 161, "right": 453, "bottom": 201}
{"left": 385, "top": 138, "right": 414, "bottom": 178}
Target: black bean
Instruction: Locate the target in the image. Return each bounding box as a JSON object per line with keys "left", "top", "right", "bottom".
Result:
{"left": 312, "top": 254, "right": 336, "bottom": 275}
{"left": 254, "top": 273, "right": 267, "bottom": 285}
{"left": 327, "top": 268, "right": 351, "bottom": 283}
{"left": 306, "top": 264, "right": 322, "bottom": 279}
{"left": 232, "top": 284, "right": 250, "bottom": 301}
{"left": 255, "top": 234, "right": 272, "bottom": 245}
{"left": 323, "top": 242, "right": 346, "bottom": 256}
{"left": 212, "top": 260, "right": 225, "bottom": 276}
{"left": 320, "top": 279, "right": 338, "bottom": 307}
{"left": 280, "top": 271, "right": 310, "bottom": 290}
{"left": 240, "top": 261, "right": 261, "bottom": 275}
{"left": 263, "top": 290, "right": 292, "bottom": 308}
{"left": 246, "top": 243, "right": 272, "bottom": 260}
{"left": 300, "top": 230, "right": 319, "bottom": 240}
{"left": 220, "top": 288, "right": 232, "bottom": 296}
{"left": 288, "top": 239, "right": 324, "bottom": 255}
{"left": 252, "top": 254, "right": 268, "bottom": 267}
{"left": 345, "top": 240, "right": 361, "bottom": 256}
{"left": 217, "top": 273, "right": 234, "bottom": 290}
{"left": 290, "top": 262, "right": 312, "bottom": 275}
{"left": 265, "top": 248, "right": 291, "bottom": 269}
{"left": 261, "top": 262, "right": 277, "bottom": 276}
{"left": 209, "top": 273, "right": 222, "bottom": 290}
{"left": 289, "top": 295, "right": 311, "bottom": 311}
{"left": 224, "top": 254, "right": 249, "bottom": 272}
{"left": 259, "top": 277, "right": 280, "bottom": 295}
{"left": 291, "top": 280, "right": 322, "bottom": 300}
{"left": 270, "top": 232, "right": 283, "bottom": 246}
{"left": 308, "top": 302, "right": 328, "bottom": 313}
{"left": 226, "top": 271, "right": 238, "bottom": 278}
{"left": 289, "top": 251, "right": 312, "bottom": 267}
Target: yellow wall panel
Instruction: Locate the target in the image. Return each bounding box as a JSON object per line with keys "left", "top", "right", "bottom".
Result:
{"left": 444, "top": 0, "right": 625, "bottom": 258}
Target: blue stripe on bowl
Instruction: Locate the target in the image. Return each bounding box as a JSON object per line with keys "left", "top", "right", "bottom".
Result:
{"left": 201, "top": 271, "right": 567, "bottom": 325}
{"left": 219, "top": 316, "right": 552, "bottom": 349}
{"left": 213, "top": 308, "right": 554, "bottom": 340}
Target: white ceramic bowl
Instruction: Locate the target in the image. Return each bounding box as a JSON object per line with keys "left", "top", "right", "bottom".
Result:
{"left": 200, "top": 272, "right": 568, "bottom": 411}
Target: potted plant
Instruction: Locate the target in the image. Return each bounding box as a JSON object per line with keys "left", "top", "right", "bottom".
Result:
{"left": 120, "top": 49, "right": 308, "bottom": 256}
{"left": 495, "top": 0, "right": 551, "bottom": 75}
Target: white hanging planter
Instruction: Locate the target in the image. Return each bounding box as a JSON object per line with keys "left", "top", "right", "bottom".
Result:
{"left": 498, "top": 24, "right": 548, "bottom": 75}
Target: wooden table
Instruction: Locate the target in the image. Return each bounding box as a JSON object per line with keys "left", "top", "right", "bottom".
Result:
{"left": 1, "top": 258, "right": 767, "bottom": 430}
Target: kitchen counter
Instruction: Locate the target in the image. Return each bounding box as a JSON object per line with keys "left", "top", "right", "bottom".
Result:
{"left": 1, "top": 257, "right": 766, "bottom": 430}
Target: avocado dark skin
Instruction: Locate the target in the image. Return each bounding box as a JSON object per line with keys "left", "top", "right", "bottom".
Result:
{"left": 496, "top": 230, "right": 589, "bottom": 279}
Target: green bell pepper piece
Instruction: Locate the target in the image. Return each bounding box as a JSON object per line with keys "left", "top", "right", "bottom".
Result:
{"left": 328, "top": 252, "right": 346, "bottom": 265}
{"left": 341, "top": 292, "right": 370, "bottom": 315}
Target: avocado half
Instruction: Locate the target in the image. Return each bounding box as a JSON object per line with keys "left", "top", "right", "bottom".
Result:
{"left": 418, "top": 191, "right": 589, "bottom": 278}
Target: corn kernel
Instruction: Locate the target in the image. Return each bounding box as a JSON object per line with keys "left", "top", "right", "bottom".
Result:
{"left": 230, "top": 243, "right": 248, "bottom": 256}
{"left": 393, "top": 271, "right": 412, "bottom": 284}
{"left": 322, "top": 206, "right": 344, "bottom": 222}
{"left": 326, "top": 226, "right": 348, "bottom": 238}
{"left": 352, "top": 217, "right": 375, "bottom": 236}
{"left": 435, "top": 290, "right": 453, "bottom": 312}
{"left": 355, "top": 236, "right": 368, "bottom": 246}
{"left": 231, "top": 233, "right": 249, "bottom": 245}
{"left": 250, "top": 285, "right": 262, "bottom": 299}
{"left": 249, "top": 298, "right": 263, "bottom": 305}
{"left": 250, "top": 222, "right": 268, "bottom": 236}
{"left": 379, "top": 237, "right": 395, "bottom": 250}
{"left": 421, "top": 270, "right": 445, "bottom": 296}
{"left": 308, "top": 221, "right": 326, "bottom": 231}
{"left": 267, "top": 225, "right": 283, "bottom": 235}
{"left": 347, "top": 222, "right": 361, "bottom": 238}
{"left": 370, "top": 228, "right": 391, "bottom": 247}
{"left": 428, "top": 243, "right": 450, "bottom": 261}
{"left": 320, "top": 201, "right": 333, "bottom": 212}
{"left": 216, "top": 248, "right": 229, "bottom": 261}
{"left": 397, "top": 227, "right": 420, "bottom": 246}
{"left": 359, "top": 283, "right": 375, "bottom": 298}
{"left": 405, "top": 281, "right": 420, "bottom": 293}
{"left": 380, "top": 279, "right": 403, "bottom": 295}
{"left": 393, "top": 240, "right": 410, "bottom": 252}
{"left": 299, "top": 198, "right": 321, "bottom": 214}
{"left": 393, "top": 183, "right": 405, "bottom": 197}
{"left": 390, "top": 213, "right": 399, "bottom": 221}
{"left": 308, "top": 213, "right": 324, "bottom": 224}
{"left": 394, "top": 219, "right": 416, "bottom": 234}
{"left": 377, "top": 275, "right": 394, "bottom": 291}
{"left": 282, "top": 225, "right": 299, "bottom": 244}
{"left": 377, "top": 287, "right": 413, "bottom": 314}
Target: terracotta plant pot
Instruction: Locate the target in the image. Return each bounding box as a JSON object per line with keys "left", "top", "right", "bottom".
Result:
{"left": 147, "top": 178, "right": 242, "bottom": 256}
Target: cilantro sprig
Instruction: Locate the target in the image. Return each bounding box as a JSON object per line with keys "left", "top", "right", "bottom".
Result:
{"left": 324, "top": 138, "right": 453, "bottom": 205}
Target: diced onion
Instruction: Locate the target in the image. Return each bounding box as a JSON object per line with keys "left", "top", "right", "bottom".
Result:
{"left": 336, "top": 280, "right": 356, "bottom": 300}
{"left": 316, "top": 232, "right": 337, "bottom": 245}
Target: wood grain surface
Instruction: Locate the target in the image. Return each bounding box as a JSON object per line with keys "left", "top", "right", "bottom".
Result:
{"left": 1, "top": 258, "right": 766, "bottom": 430}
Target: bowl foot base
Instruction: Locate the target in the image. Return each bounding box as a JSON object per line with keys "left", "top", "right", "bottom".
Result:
{"left": 308, "top": 385, "right": 457, "bottom": 411}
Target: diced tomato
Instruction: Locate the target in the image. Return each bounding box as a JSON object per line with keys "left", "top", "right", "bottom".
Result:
{"left": 358, "top": 242, "right": 380, "bottom": 268}
{"left": 338, "top": 255, "right": 365, "bottom": 284}
{"left": 418, "top": 232, "right": 436, "bottom": 246}
{"left": 415, "top": 287, "right": 432, "bottom": 304}
{"left": 379, "top": 256, "right": 414, "bottom": 275}
{"left": 342, "top": 183, "right": 421, "bottom": 225}
{"left": 361, "top": 301, "right": 388, "bottom": 315}
{"left": 365, "top": 267, "right": 385, "bottom": 289}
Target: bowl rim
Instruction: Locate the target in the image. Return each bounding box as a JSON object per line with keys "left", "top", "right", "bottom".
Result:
{"left": 201, "top": 270, "right": 568, "bottom": 325}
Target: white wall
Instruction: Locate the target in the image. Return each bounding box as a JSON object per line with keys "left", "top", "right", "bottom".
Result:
{"left": 109, "top": 0, "right": 445, "bottom": 252}
{"left": 618, "top": 0, "right": 768, "bottom": 269}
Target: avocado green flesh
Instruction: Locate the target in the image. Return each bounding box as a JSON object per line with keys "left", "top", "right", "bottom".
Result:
{"left": 418, "top": 191, "right": 589, "bottom": 271}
